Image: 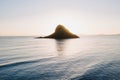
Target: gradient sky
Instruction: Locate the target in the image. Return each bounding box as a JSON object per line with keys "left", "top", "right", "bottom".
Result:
{"left": 0, "top": 0, "right": 120, "bottom": 36}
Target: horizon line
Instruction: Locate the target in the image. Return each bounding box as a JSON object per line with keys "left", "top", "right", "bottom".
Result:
{"left": 0, "top": 33, "right": 120, "bottom": 37}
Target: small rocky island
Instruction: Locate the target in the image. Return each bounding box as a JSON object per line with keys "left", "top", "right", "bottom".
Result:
{"left": 37, "top": 24, "right": 79, "bottom": 39}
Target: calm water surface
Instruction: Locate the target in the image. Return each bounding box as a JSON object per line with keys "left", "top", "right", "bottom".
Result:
{"left": 0, "top": 36, "right": 120, "bottom": 80}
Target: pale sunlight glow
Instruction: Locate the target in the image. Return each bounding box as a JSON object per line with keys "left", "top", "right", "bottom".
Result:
{"left": 0, "top": 0, "right": 120, "bottom": 36}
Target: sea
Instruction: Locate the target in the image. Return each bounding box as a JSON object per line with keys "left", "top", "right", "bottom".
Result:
{"left": 0, "top": 35, "right": 120, "bottom": 80}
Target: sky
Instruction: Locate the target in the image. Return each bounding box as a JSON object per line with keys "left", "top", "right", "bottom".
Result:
{"left": 0, "top": 0, "right": 120, "bottom": 36}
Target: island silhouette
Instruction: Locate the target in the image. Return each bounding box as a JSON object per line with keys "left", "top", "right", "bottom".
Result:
{"left": 37, "top": 24, "right": 79, "bottom": 39}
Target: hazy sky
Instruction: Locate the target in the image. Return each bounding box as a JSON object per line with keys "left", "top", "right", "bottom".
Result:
{"left": 0, "top": 0, "right": 120, "bottom": 36}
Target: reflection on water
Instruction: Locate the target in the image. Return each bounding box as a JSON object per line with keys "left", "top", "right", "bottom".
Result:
{"left": 55, "top": 39, "right": 67, "bottom": 56}
{"left": 55, "top": 39, "right": 77, "bottom": 57}
{"left": 55, "top": 40, "right": 66, "bottom": 52}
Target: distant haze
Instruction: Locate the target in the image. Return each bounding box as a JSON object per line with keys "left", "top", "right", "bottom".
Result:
{"left": 0, "top": 0, "right": 120, "bottom": 36}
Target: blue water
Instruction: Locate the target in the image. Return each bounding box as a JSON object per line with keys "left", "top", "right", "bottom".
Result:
{"left": 0, "top": 36, "right": 120, "bottom": 80}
